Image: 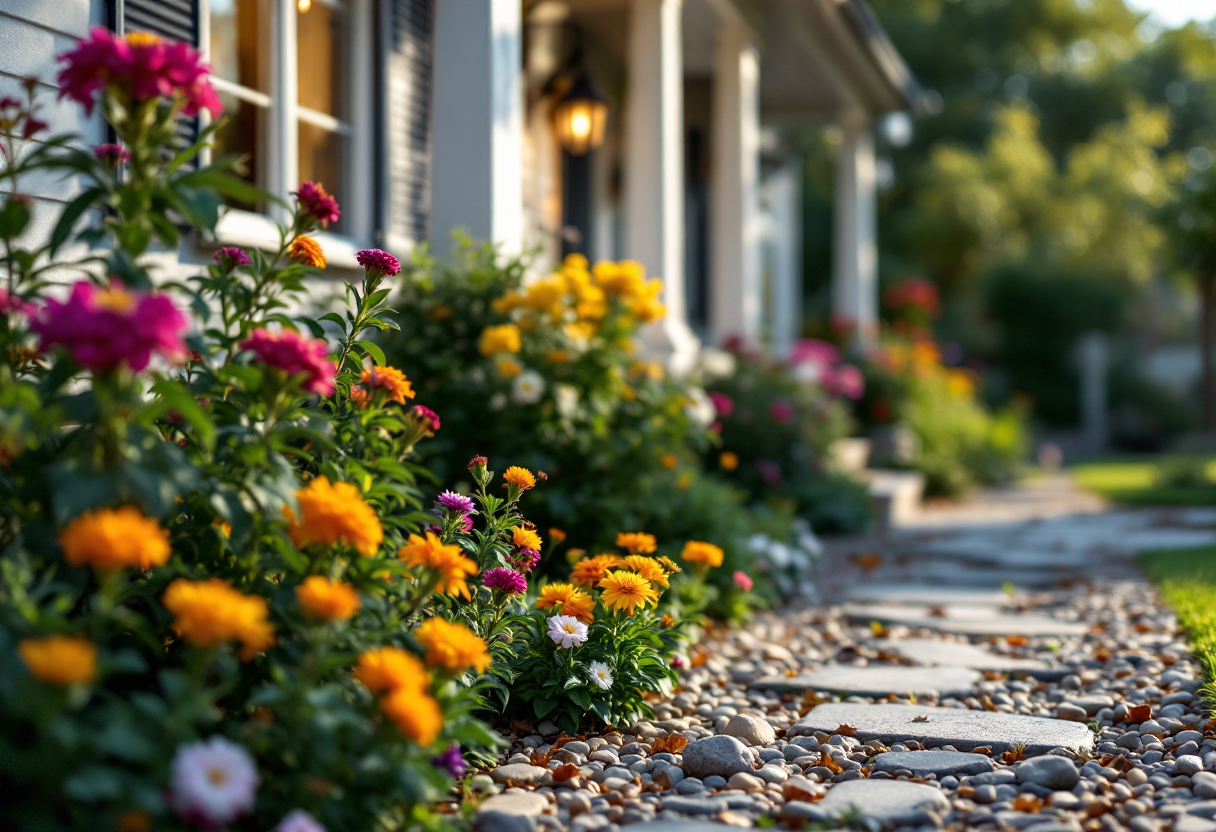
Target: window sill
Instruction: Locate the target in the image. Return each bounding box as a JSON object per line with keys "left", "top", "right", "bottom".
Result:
{"left": 212, "top": 208, "right": 367, "bottom": 271}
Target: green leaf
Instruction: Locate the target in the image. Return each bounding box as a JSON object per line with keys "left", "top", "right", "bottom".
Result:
{"left": 355, "top": 340, "right": 386, "bottom": 366}
{"left": 533, "top": 697, "right": 558, "bottom": 719}
{"left": 318, "top": 312, "right": 348, "bottom": 334}
{"left": 48, "top": 187, "right": 103, "bottom": 254}
{"left": 148, "top": 380, "right": 216, "bottom": 452}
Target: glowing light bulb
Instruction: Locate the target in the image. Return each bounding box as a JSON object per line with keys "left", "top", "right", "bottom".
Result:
{"left": 570, "top": 110, "right": 592, "bottom": 140}
{"left": 298, "top": 0, "right": 312, "bottom": 12}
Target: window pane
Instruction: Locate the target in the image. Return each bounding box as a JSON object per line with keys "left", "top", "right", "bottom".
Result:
{"left": 298, "top": 122, "right": 344, "bottom": 228}
{"left": 214, "top": 92, "right": 269, "bottom": 212}
{"left": 297, "top": 1, "right": 346, "bottom": 118}
{"left": 209, "top": 0, "right": 270, "bottom": 94}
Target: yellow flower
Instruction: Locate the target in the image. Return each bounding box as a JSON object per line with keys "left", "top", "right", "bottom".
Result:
{"left": 414, "top": 617, "right": 492, "bottom": 675}
{"left": 656, "top": 555, "right": 681, "bottom": 575}
{"left": 161, "top": 578, "right": 276, "bottom": 661}
{"left": 629, "top": 279, "right": 667, "bottom": 322}
{"left": 570, "top": 554, "right": 622, "bottom": 588}
{"left": 479, "top": 324, "right": 522, "bottom": 356}
{"left": 381, "top": 687, "right": 443, "bottom": 745}
{"left": 496, "top": 356, "right": 523, "bottom": 378}
{"left": 621, "top": 555, "right": 669, "bottom": 588}
{"left": 512, "top": 525, "right": 542, "bottom": 552}
{"left": 594, "top": 260, "right": 646, "bottom": 297}
{"left": 536, "top": 583, "right": 595, "bottom": 623}
{"left": 296, "top": 576, "right": 361, "bottom": 621}
{"left": 615, "top": 532, "right": 656, "bottom": 555}
{"left": 284, "top": 477, "right": 383, "bottom": 556}
{"left": 564, "top": 321, "right": 597, "bottom": 345}
{"left": 719, "top": 451, "right": 739, "bottom": 471}
{"left": 598, "top": 570, "right": 659, "bottom": 615}
{"left": 503, "top": 466, "right": 536, "bottom": 490}
{"left": 59, "top": 506, "right": 171, "bottom": 571}
{"left": 399, "top": 532, "right": 478, "bottom": 599}
{"left": 18, "top": 635, "right": 97, "bottom": 685}
{"left": 289, "top": 235, "right": 326, "bottom": 269}
{"left": 360, "top": 365, "right": 415, "bottom": 405}
{"left": 677, "top": 472, "right": 692, "bottom": 490}
{"left": 946, "top": 368, "right": 975, "bottom": 398}
{"left": 681, "top": 540, "right": 724, "bottom": 568}
{"left": 563, "top": 253, "right": 589, "bottom": 271}
{"left": 546, "top": 349, "right": 572, "bottom": 364}
{"left": 353, "top": 646, "right": 429, "bottom": 694}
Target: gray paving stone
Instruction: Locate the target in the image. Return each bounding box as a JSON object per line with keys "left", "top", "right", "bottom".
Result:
{"left": 844, "top": 583, "right": 1015, "bottom": 606}
{"left": 889, "top": 638, "right": 1069, "bottom": 679}
{"left": 795, "top": 702, "right": 1093, "bottom": 755}
{"left": 816, "top": 779, "right": 951, "bottom": 824}
{"left": 627, "top": 824, "right": 737, "bottom": 832}
{"left": 843, "top": 604, "right": 1089, "bottom": 636}
{"left": 871, "top": 749, "right": 997, "bottom": 777}
{"left": 753, "top": 665, "right": 978, "bottom": 697}
{"left": 658, "top": 796, "right": 731, "bottom": 815}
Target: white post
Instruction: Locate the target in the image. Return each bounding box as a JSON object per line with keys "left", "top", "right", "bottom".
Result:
{"left": 832, "top": 115, "right": 878, "bottom": 348}
{"left": 627, "top": 0, "right": 699, "bottom": 372}
{"left": 709, "top": 23, "right": 762, "bottom": 346}
{"left": 271, "top": 0, "right": 298, "bottom": 224}
{"left": 430, "top": 0, "right": 523, "bottom": 255}
{"left": 766, "top": 157, "right": 802, "bottom": 357}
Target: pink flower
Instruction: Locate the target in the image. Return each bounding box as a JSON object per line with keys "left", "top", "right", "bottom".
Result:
{"left": 356, "top": 249, "right": 401, "bottom": 277}
{"left": 670, "top": 654, "right": 689, "bottom": 670}
{"left": 276, "top": 810, "right": 325, "bottom": 832}
{"left": 790, "top": 339, "right": 839, "bottom": 368}
{"left": 296, "top": 182, "right": 341, "bottom": 226}
{"left": 0, "top": 288, "right": 34, "bottom": 317}
{"left": 514, "top": 548, "right": 541, "bottom": 572}
{"left": 410, "top": 405, "right": 441, "bottom": 434}
{"left": 169, "top": 737, "right": 258, "bottom": 827}
{"left": 57, "top": 28, "right": 221, "bottom": 116}
{"left": 238, "top": 329, "right": 336, "bottom": 396}
{"left": 769, "top": 399, "right": 795, "bottom": 423}
{"left": 213, "top": 247, "right": 251, "bottom": 269}
{"left": 483, "top": 567, "right": 527, "bottom": 595}
{"left": 93, "top": 143, "right": 129, "bottom": 165}
{"left": 31, "top": 280, "right": 187, "bottom": 372}
{"left": 732, "top": 571, "right": 753, "bottom": 591}
{"left": 435, "top": 491, "right": 475, "bottom": 515}
{"left": 755, "top": 458, "right": 781, "bottom": 485}
{"left": 707, "top": 391, "right": 734, "bottom": 418}
{"left": 829, "top": 365, "right": 865, "bottom": 400}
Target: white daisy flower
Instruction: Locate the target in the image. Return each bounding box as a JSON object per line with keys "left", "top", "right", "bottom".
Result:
{"left": 683, "top": 386, "right": 715, "bottom": 427}
{"left": 169, "top": 736, "right": 258, "bottom": 826}
{"left": 589, "top": 661, "right": 613, "bottom": 690}
{"left": 511, "top": 370, "right": 546, "bottom": 406}
{"left": 276, "top": 809, "right": 326, "bottom": 832}
{"left": 546, "top": 614, "right": 588, "bottom": 649}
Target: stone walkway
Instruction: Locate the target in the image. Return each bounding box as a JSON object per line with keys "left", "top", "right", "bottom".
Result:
{"left": 472, "top": 477, "right": 1216, "bottom": 832}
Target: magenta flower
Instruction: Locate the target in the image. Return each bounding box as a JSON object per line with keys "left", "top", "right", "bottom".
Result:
{"left": 514, "top": 548, "right": 541, "bottom": 572}
{"left": 708, "top": 391, "right": 734, "bottom": 418}
{"left": 755, "top": 458, "right": 781, "bottom": 485}
{"left": 57, "top": 28, "right": 221, "bottom": 116}
{"left": 482, "top": 567, "right": 527, "bottom": 595}
{"left": 0, "top": 288, "right": 34, "bottom": 317}
{"left": 732, "top": 571, "right": 753, "bottom": 591}
{"left": 431, "top": 745, "right": 467, "bottom": 778}
{"left": 356, "top": 249, "right": 401, "bottom": 277}
{"left": 435, "top": 491, "right": 475, "bottom": 515}
{"left": 410, "top": 405, "right": 441, "bottom": 433}
{"left": 238, "top": 329, "right": 336, "bottom": 396}
{"left": 458, "top": 514, "right": 474, "bottom": 533}
{"left": 93, "top": 143, "right": 129, "bottom": 165}
{"left": 213, "top": 247, "right": 251, "bottom": 270}
{"left": 769, "top": 399, "right": 795, "bottom": 424}
{"left": 296, "top": 181, "right": 340, "bottom": 226}
{"left": 830, "top": 365, "right": 865, "bottom": 400}
{"left": 790, "top": 339, "right": 839, "bottom": 368}
{"left": 31, "top": 281, "right": 186, "bottom": 372}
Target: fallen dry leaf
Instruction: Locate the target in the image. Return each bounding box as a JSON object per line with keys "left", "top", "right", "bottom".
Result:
{"left": 1013, "top": 794, "right": 1043, "bottom": 812}
{"left": 552, "top": 764, "right": 579, "bottom": 782}
{"left": 870, "top": 621, "right": 891, "bottom": 638}
{"left": 650, "top": 734, "right": 689, "bottom": 754}
{"left": 820, "top": 753, "right": 845, "bottom": 774}
{"left": 973, "top": 746, "right": 992, "bottom": 756}
{"left": 834, "top": 724, "right": 858, "bottom": 736}
{"left": 851, "top": 552, "right": 882, "bottom": 571}
{"left": 928, "top": 607, "right": 947, "bottom": 618}
{"left": 979, "top": 694, "right": 998, "bottom": 712}
{"left": 1002, "top": 746, "right": 1026, "bottom": 765}
{"left": 1006, "top": 635, "right": 1028, "bottom": 647}
{"left": 912, "top": 715, "right": 931, "bottom": 723}
{"left": 1126, "top": 704, "right": 1152, "bottom": 724}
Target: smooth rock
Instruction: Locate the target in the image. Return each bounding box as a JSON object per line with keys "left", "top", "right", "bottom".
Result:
{"left": 490, "top": 764, "right": 550, "bottom": 785}
{"left": 727, "top": 772, "right": 764, "bottom": 792}
{"left": 722, "top": 713, "right": 776, "bottom": 746}
{"left": 755, "top": 665, "right": 978, "bottom": 698}
{"left": 476, "top": 792, "right": 549, "bottom": 817}
{"left": 626, "top": 825, "right": 738, "bottom": 832}
{"left": 1016, "top": 756, "right": 1080, "bottom": 790}
{"left": 1175, "top": 818, "right": 1216, "bottom": 832}
{"left": 1055, "top": 703, "right": 1088, "bottom": 722}
{"left": 681, "top": 736, "right": 755, "bottom": 780}
{"left": 842, "top": 604, "right": 1090, "bottom": 636}
{"left": 890, "top": 638, "right": 1066, "bottom": 679}
{"left": 872, "top": 750, "right": 997, "bottom": 777}
{"left": 659, "top": 795, "right": 731, "bottom": 815}
{"left": 1178, "top": 755, "right": 1204, "bottom": 776}
{"left": 816, "top": 779, "right": 951, "bottom": 824}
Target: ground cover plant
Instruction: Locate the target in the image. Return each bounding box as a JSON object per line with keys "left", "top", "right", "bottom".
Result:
{"left": 1072, "top": 456, "right": 1216, "bottom": 506}
{"left": 1138, "top": 547, "right": 1216, "bottom": 707}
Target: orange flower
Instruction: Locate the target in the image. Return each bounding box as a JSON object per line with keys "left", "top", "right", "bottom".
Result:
{"left": 536, "top": 583, "right": 595, "bottom": 624}
{"left": 284, "top": 477, "right": 383, "bottom": 556}
{"left": 656, "top": 555, "right": 681, "bottom": 575}
{"left": 512, "top": 525, "right": 542, "bottom": 552}
{"left": 161, "top": 578, "right": 275, "bottom": 661}
{"left": 295, "top": 576, "right": 361, "bottom": 621}
{"left": 719, "top": 451, "right": 739, "bottom": 471}
{"left": 503, "top": 466, "right": 536, "bottom": 490}
{"left": 598, "top": 570, "right": 659, "bottom": 615}
{"left": 360, "top": 365, "right": 415, "bottom": 405}
{"left": 353, "top": 646, "right": 429, "bottom": 694}
{"left": 615, "top": 532, "right": 656, "bottom": 555}
{"left": 414, "top": 617, "right": 492, "bottom": 675}
{"left": 681, "top": 540, "right": 724, "bottom": 568}
{"left": 289, "top": 235, "right": 326, "bottom": 269}
{"left": 621, "top": 555, "right": 669, "bottom": 588}
{"left": 570, "top": 554, "right": 622, "bottom": 587}
{"left": 381, "top": 687, "right": 442, "bottom": 745}
{"left": 661, "top": 453, "right": 678, "bottom": 470}
{"left": 549, "top": 528, "right": 567, "bottom": 545}
{"left": 399, "top": 532, "right": 478, "bottom": 599}
{"left": 18, "top": 635, "right": 97, "bottom": 685}
{"left": 59, "top": 506, "right": 171, "bottom": 571}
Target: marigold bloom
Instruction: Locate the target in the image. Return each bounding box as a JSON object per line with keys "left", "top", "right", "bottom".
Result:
{"left": 482, "top": 567, "right": 527, "bottom": 595}
{"left": 681, "top": 540, "right": 724, "bottom": 568}
{"left": 621, "top": 555, "right": 669, "bottom": 588}
{"left": 615, "top": 532, "right": 657, "bottom": 555}
{"left": 414, "top": 617, "right": 491, "bottom": 675}
{"left": 360, "top": 365, "right": 414, "bottom": 404}
{"left": 289, "top": 235, "right": 326, "bottom": 269}
{"left": 59, "top": 506, "right": 170, "bottom": 571}
{"left": 31, "top": 280, "right": 187, "bottom": 372}
{"left": 353, "top": 646, "right": 429, "bottom": 694}
{"left": 503, "top": 466, "right": 536, "bottom": 491}
{"left": 295, "top": 576, "right": 361, "bottom": 621}
{"left": 719, "top": 451, "right": 739, "bottom": 471}
{"left": 479, "top": 324, "right": 522, "bottom": 356}
{"left": 399, "top": 532, "right": 478, "bottom": 599}
{"left": 536, "top": 583, "right": 595, "bottom": 624}
{"left": 161, "top": 579, "right": 275, "bottom": 661}
{"left": 381, "top": 687, "right": 442, "bottom": 745}
{"left": 598, "top": 570, "right": 659, "bottom": 615}
{"left": 296, "top": 181, "right": 341, "bottom": 226}
{"left": 18, "top": 635, "right": 97, "bottom": 685}
{"left": 285, "top": 477, "right": 382, "bottom": 555}
{"left": 356, "top": 248, "right": 401, "bottom": 276}
{"left": 240, "top": 328, "right": 336, "bottom": 396}
{"left": 570, "top": 554, "right": 622, "bottom": 588}
{"left": 512, "top": 525, "right": 542, "bottom": 552}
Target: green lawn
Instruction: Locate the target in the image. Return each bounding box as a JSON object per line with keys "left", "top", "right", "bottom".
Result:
{"left": 1070, "top": 456, "right": 1216, "bottom": 505}
{"left": 1138, "top": 547, "right": 1216, "bottom": 708}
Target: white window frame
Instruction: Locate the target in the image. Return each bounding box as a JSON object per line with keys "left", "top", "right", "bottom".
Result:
{"left": 199, "top": 0, "right": 375, "bottom": 268}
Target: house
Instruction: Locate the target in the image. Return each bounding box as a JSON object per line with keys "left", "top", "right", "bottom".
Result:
{"left": 1, "top": 0, "right": 917, "bottom": 363}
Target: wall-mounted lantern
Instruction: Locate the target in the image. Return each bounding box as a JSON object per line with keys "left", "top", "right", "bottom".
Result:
{"left": 553, "top": 72, "right": 608, "bottom": 155}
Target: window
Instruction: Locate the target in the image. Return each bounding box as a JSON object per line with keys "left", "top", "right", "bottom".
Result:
{"left": 206, "top": 0, "right": 366, "bottom": 240}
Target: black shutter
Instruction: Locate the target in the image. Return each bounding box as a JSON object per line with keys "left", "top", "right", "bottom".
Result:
{"left": 387, "top": 0, "right": 432, "bottom": 246}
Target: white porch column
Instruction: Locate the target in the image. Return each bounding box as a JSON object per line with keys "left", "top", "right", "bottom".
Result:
{"left": 430, "top": 0, "right": 523, "bottom": 255}
{"left": 766, "top": 157, "right": 802, "bottom": 357}
{"left": 709, "top": 23, "right": 762, "bottom": 346}
{"left": 627, "top": 0, "right": 699, "bottom": 372}
{"left": 831, "top": 115, "right": 878, "bottom": 348}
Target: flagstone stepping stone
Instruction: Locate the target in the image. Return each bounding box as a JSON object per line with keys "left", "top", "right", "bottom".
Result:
{"left": 753, "top": 665, "right": 979, "bottom": 698}
{"left": 628, "top": 824, "right": 737, "bottom": 832}
{"left": 795, "top": 703, "right": 1093, "bottom": 755}
{"left": 844, "top": 584, "right": 1015, "bottom": 606}
{"left": 871, "top": 750, "right": 997, "bottom": 777}
{"left": 889, "top": 638, "right": 1068, "bottom": 679}
{"left": 843, "top": 604, "right": 1089, "bottom": 637}
{"left": 816, "top": 779, "right": 951, "bottom": 824}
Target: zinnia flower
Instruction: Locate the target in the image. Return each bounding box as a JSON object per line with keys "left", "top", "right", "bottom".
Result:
{"left": 59, "top": 506, "right": 171, "bottom": 571}
{"left": 31, "top": 280, "right": 187, "bottom": 372}
{"left": 358, "top": 365, "right": 414, "bottom": 404}
{"left": 276, "top": 810, "right": 326, "bottom": 832}
{"left": 512, "top": 525, "right": 542, "bottom": 552}
{"left": 504, "top": 467, "right": 536, "bottom": 491}
{"left": 356, "top": 248, "right": 401, "bottom": 276}
{"left": 615, "top": 532, "right": 656, "bottom": 555}
{"left": 514, "top": 547, "right": 541, "bottom": 572}
{"left": 410, "top": 405, "right": 441, "bottom": 433}
{"left": 733, "top": 570, "right": 754, "bottom": 591}
{"left": 769, "top": 399, "right": 796, "bottom": 423}
{"left": 295, "top": 576, "right": 361, "bottom": 621}
{"left": 432, "top": 744, "right": 467, "bottom": 778}
{"left": 478, "top": 324, "right": 522, "bottom": 356}
{"left": 289, "top": 235, "right": 326, "bottom": 268}
{"left": 482, "top": 567, "right": 527, "bottom": 595}
{"left": 213, "top": 246, "right": 251, "bottom": 269}
{"left": 435, "top": 491, "right": 475, "bottom": 515}
{"left": 598, "top": 570, "right": 659, "bottom": 614}
{"left": 621, "top": 555, "right": 669, "bottom": 588}
{"left": 381, "top": 687, "right": 443, "bottom": 744}
{"left": 570, "top": 554, "right": 622, "bottom": 588}
{"left": 18, "top": 635, "right": 97, "bottom": 685}
{"left": 296, "top": 181, "right": 341, "bottom": 226}
{"left": 708, "top": 391, "right": 734, "bottom": 417}
{"left": 414, "top": 617, "right": 492, "bottom": 675}
{"left": 93, "top": 142, "right": 129, "bottom": 165}
{"left": 535, "top": 583, "right": 595, "bottom": 623}
{"left": 681, "top": 540, "right": 724, "bottom": 568}
{"left": 546, "top": 614, "right": 589, "bottom": 649}
{"left": 399, "top": 532, "right": 478, "bottom": 599}
{"left": 240, "top": 329, "right": 336, "bottom": 396}
{"left": 284, "top": 477, "right": 382, "bottom": 555}
{"left": 169, "top": 737, "right": 258, "bottom": 827}
{"left": 353, "top": 646, "right": 429, "bottom": 694}
{"left": 588, "top": 660, "right": 613, "bottom": 690}
{"left": 161, "top": 578, "right": 276, "bottom": 661}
